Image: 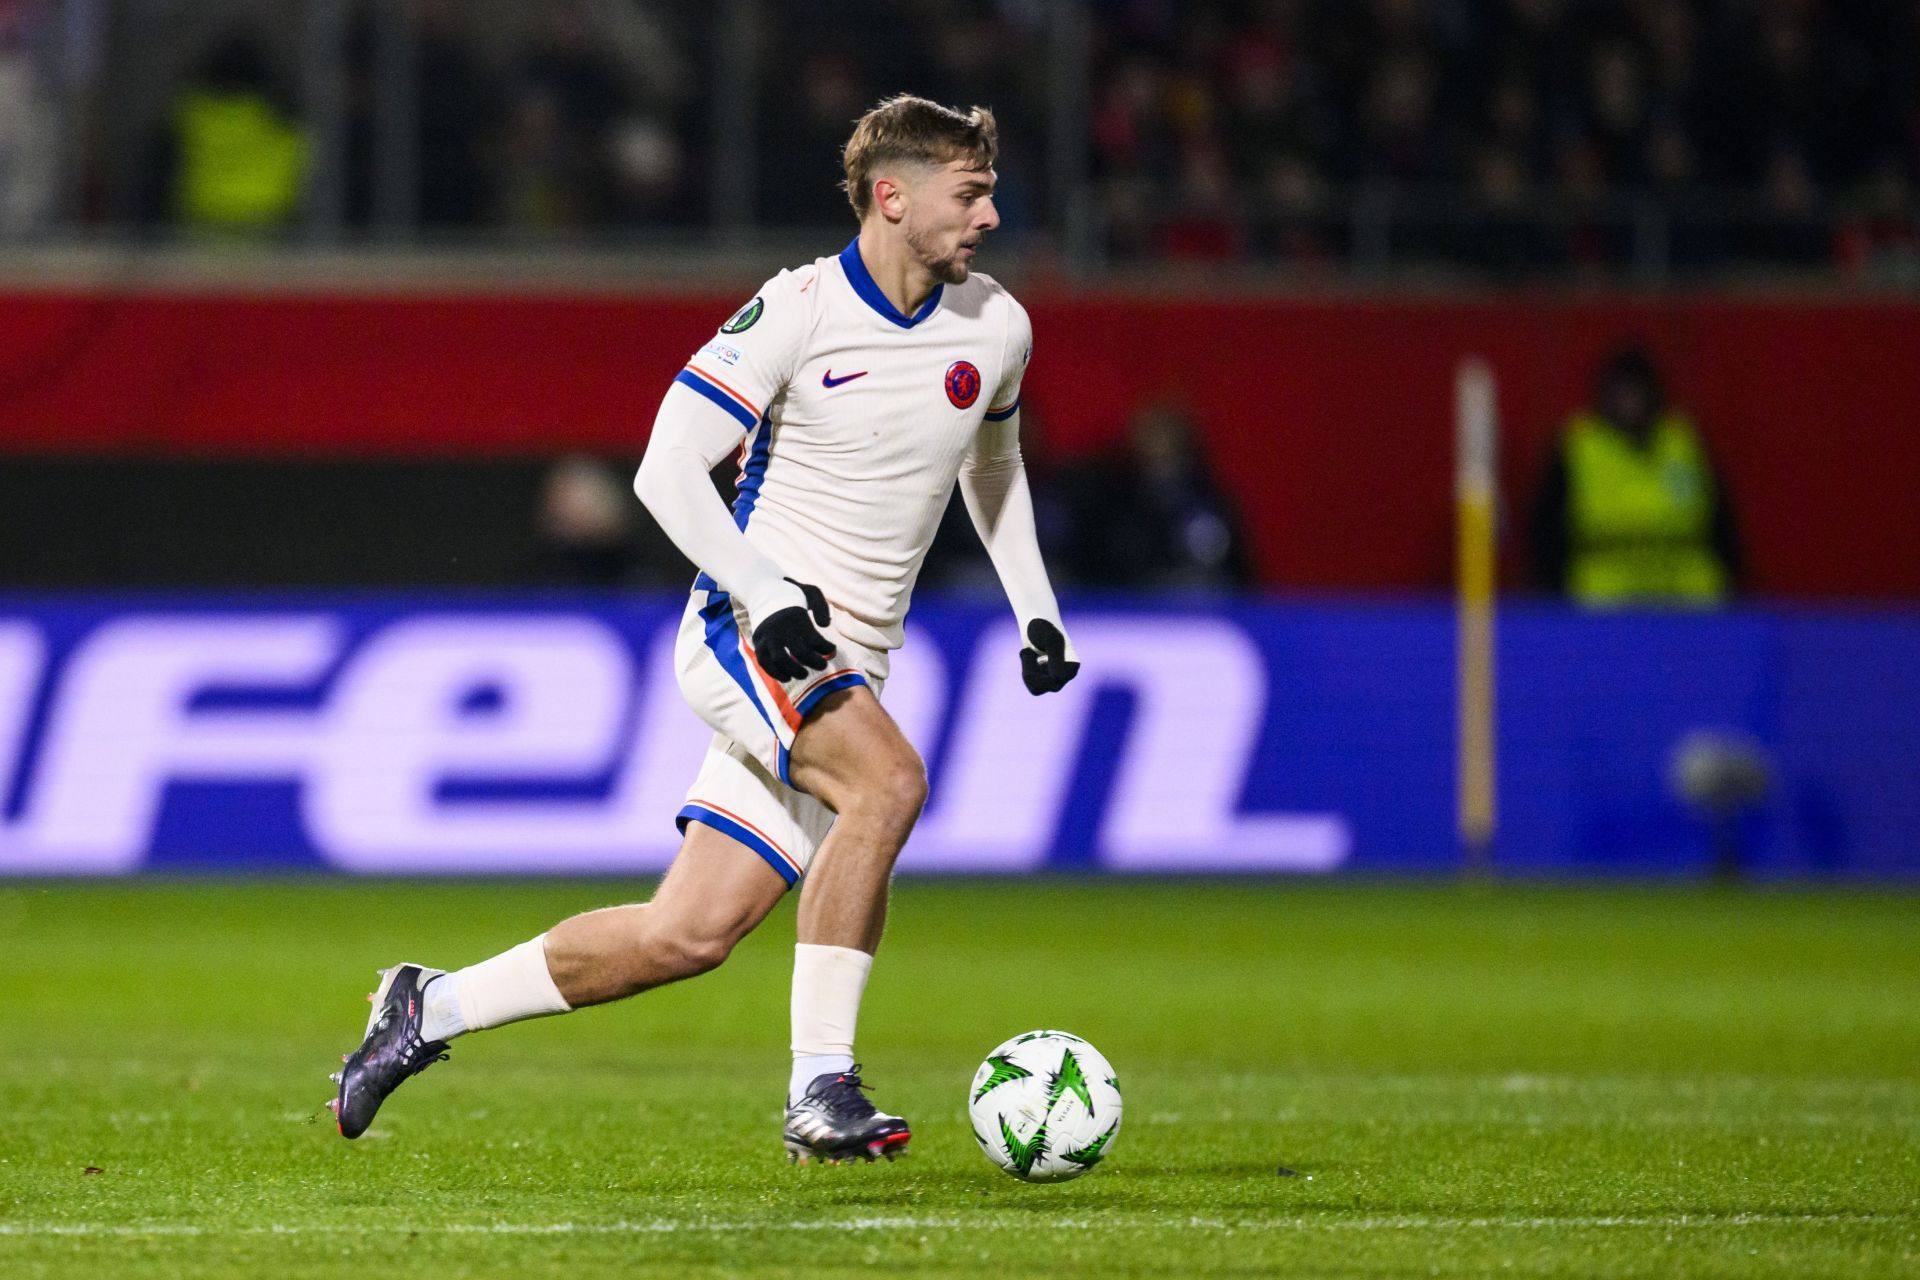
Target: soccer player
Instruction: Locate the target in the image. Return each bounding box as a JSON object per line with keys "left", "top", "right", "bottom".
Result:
{"left": 330, "top": 96, "right": 1079, "bottom": 1163}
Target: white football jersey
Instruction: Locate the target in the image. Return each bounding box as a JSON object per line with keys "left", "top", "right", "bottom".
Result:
{"left": 671, "top": 238, "right": 1031, "bottom": 651}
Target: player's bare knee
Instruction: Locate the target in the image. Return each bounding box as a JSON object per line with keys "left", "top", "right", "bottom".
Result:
{"left": 892, "top": 755, "right": 930, "bottom": 819}
{"left": 857, "top": 750, "right": 927, "bottom": 828}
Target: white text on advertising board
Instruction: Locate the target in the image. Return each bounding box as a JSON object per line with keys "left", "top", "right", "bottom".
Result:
{"left": 0, "top": 613, "right": 1350, "bottom": 874}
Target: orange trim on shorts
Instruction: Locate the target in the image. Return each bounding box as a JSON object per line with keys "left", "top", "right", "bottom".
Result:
{"left": 739, "top": 631, "right": 805, "bottom": 732}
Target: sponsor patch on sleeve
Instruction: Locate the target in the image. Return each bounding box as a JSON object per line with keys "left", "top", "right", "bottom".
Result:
{"left": 699, "top": 340, "right": 743, "bottom": 366}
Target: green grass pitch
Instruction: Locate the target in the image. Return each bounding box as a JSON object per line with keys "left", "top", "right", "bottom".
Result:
{"left": 1, "top": 878, "right": 1915, "bottom": 1278}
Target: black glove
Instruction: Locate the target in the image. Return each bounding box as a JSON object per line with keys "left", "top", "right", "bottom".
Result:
{"left": 752, "top": 578, "right": 836, "bottom": 680}
{"left": 1020, "top": 618, "right": 1079, "bottom": 695}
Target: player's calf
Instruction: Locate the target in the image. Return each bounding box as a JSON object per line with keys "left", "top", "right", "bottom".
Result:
{"left": 544, "top": 905, "right": 743, "bottom": 1004}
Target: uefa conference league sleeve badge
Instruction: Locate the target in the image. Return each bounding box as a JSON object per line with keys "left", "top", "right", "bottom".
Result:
{"left": 721, "top": 296, "right": 763, "bottom": 334}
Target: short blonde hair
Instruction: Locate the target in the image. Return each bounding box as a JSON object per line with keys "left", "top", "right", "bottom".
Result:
{"left": 841, "top": 95, "right": 998, "bottom": 220}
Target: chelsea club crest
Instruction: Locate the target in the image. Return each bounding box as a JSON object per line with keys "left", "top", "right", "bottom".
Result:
{"left": 945, "top": 360, "right": 981, "bottom": 409}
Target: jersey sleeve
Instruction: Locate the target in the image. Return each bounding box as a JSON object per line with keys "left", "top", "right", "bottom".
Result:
{"left": 674, "top": 269, "right": 812, "bottom": 430}
{"left": 984, "top": 295, "right": 1032, "bottom": 423}
{"left": 960, "top": 293, "right": 1069, "bottom": 654}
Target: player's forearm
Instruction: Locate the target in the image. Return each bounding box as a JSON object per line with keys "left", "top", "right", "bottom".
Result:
{"left": 958, "top": 451, "right": 1067, "bottom": 635}
{"left": 633, "top": 399, "right": 789, "bottom": 614}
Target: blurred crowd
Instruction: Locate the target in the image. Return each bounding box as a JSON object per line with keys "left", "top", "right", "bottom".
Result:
{"left": 2, "top": 0, "right": 1915, "bottom": 277}
{"left": 1089, "top": 0, "right": 1920, "bottom": 275}
{"left": 133, "top": 0, "right": 711, "bottom": 235}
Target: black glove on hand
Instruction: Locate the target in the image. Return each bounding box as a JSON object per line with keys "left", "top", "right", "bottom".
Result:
{"left": 752, "top": 578, "right": 836, "bottom": 681}
{"left": 1020, "top": 618, "right": 1079, "bottom": 695}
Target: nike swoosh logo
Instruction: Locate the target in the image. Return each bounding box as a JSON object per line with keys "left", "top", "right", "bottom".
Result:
{"left": 822, "top": 369, "right": 869, "bottom": 388}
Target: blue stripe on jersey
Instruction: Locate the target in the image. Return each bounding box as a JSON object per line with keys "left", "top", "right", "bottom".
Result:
{"left": 983, "top": 398, "right": 1020, "bottom": 422}
{"left": 733, "top": 415, "right": 773, "bottom": 528}
{"left": 674, "top": 369, "right": 758, "bottom": 430}
{"left": 691, "top": 411, "right": 772, "bottom": 594}
{"left": 840, "top": 238, "right": 943, "bottom": 329}
{"left": 675, "top": 804, "right": 800, "bottom": 885}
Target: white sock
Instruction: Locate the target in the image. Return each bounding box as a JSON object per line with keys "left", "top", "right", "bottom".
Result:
{"left": 789, "top": 943, "right": 873, "bottom": 1104}
{"left": 422, "top": 934, "right": 571, "bottom": 1042}
{"left": 420, "top": 973, "right": 466, "bottom": 1042}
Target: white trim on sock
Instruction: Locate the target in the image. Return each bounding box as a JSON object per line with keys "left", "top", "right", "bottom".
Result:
{"left": 450, "top": 934, "right": 571, "bottom": 1034}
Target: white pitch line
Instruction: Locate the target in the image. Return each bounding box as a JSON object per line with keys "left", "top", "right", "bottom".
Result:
{"left": 0, "top": 1212, "right": 1904, "bottom": 1240}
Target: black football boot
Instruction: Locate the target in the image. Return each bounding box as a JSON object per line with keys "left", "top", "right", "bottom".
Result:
{"left": 782, "top": 1065, "right": 911, "bottom": 1164}
{"left": 329, "top": 964, "right": 450, "bottom": 1139}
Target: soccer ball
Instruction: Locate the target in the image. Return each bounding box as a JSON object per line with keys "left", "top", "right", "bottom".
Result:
{"left": 968, "top": 1030, "right": 1122, "bottom": 1182}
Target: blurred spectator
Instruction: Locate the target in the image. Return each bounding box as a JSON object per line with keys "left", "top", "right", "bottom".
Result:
{"left": 1552, "top": 138, "right": 1625, "bottom": 275}
{"left": 531, "top": 454, "right": 644, "bottom": 587}
{"left": 1250, "top": 149, "right": 1342, "bottom": 265}
{"left": 331, "top": 1, "right": 504, "bottom": 231}
{"left": 1529, "top": 345, "right": 1742, "bottom": 608}
{"left": 1159, "top": 144, "right": 1243, "bottom": 259}
{"left": 0, "top": 0, "right": 57, "bottom": 232}
{"left": 1579, "top": 39, "right": 1652, "bottom": 187}
{"left": 1457, "top": 142, "right": 1554, "bottom": 276}
{"left": 490, "top": 1, "right": 695, "bottom": 233}
{"left": 492, "top": 5, "right": 626, "bottom": 232}
{"left": 493, "top": 84, "right": 594, "bottom": 231}
{"left": 1835, "top": 161, "right": 1920, "bottom": 287}
{"left": 149, "top": 31, "right": 308, "bottom": 237}
{"left": 1352, "top": 50, "right": 1444, "bottom": 185}
{"left": 1740, "top": 143, "right": 1831, "bottom": 266}
{"left": 758, "top": 48, "right": 867, "bottom": 227}
{"left": 532, "top": 452, "right": 744, "bottom": 589}
{"left": 607, "top": 112, "right": 687, "bottom": 225}
{"left": 1064, "top": 402, "right": 1254, "bottom": 592}
{"left": 413, "top": 0, "right": 501, "bottom": 229}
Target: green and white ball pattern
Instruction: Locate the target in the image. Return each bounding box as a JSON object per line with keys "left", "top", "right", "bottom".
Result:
{"left": 968, "top": 1030, "right": 1122, "bottom": 1182}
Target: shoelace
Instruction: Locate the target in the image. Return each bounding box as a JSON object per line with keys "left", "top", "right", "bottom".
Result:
{"left": 368, "top": 1017, "right": 450, "bottom": 1071}
{"left": 814, "top": 1069, "right": 878, "bottom": 1118}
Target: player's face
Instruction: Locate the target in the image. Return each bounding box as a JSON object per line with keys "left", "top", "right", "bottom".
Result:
{"left": 903, "top": 161, "right": 1000, "bottom": 285}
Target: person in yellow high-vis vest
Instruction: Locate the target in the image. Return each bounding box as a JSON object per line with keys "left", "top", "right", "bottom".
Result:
{"left": 1530, "top": 346, "right": 1743, "bottom": 607}
{"left": 161, "top": 35, "right": 308, "bottom": 236}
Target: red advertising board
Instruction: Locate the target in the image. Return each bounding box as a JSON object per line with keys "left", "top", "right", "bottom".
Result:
{"left": 2, "top": 287, "right": 1916, "bottom": 596}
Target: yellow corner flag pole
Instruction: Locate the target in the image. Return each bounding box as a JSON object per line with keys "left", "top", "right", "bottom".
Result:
{"left": 1455, "top": 359, "right": 1498, "bottom": 874}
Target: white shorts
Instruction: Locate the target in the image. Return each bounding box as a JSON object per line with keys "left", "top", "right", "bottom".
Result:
{"left": 671, "top": 588, "right": 890, "bottom": 886}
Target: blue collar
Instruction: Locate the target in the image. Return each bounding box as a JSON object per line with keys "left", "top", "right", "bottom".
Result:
{"left": 839, "top": 237, "right": 943, "bottom": 328}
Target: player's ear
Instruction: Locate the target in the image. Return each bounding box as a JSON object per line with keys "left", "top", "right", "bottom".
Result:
{"left": 872, "top": 174, "right": 909, "bottom": 224}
